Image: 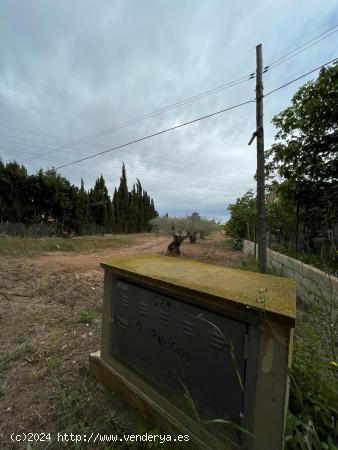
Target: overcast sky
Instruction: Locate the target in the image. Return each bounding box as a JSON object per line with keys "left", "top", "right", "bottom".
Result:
{"left": 1, "top": 1, "right": 337, "bottom": 221}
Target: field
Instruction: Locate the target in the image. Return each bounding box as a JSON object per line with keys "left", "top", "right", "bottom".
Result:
{"left": 0, "top": 232, "right": 244, "bottom": 449}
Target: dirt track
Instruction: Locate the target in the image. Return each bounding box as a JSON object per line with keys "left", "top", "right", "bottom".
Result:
{"left": 0, "top": 233, "right": 242, "bottom": 448}
{"left": 32, "top": 234, "right": 169, "bottom": 272}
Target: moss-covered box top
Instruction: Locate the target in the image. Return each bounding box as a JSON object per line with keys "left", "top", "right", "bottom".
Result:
{"left": 101, "top": 254, "right": 296, "bottom": 325}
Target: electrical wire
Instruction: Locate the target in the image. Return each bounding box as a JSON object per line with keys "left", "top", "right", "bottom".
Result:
{"left": 1, "top": 22, "right": 336, "bottom": 157}
{"left": 0, "top": 134, "right": 251, "bottom": 174}
{"left": 1, "top": 22, "right": 337, "bottom": 181}
{"left": 264, "top": 56, "right": 338, "bottom": 97}
{"left": 0, "top": 75, "right": 251, "bottom": 147}
{"left": 54, "top": 57, "right": 337, "bottom": 170}
{"left": 0, "top": 140, "right": 253, "bottom": 184}
{"left": 265, "top": 23, "right": 338, "bottom": 72}
{"left": 43, "top": 23, "right": 338, "bottom": 155}
{"left": 54, "top": 99, "right": 255, "bottom": 170}
{"left": 0, "top": 145, "right": 254, "bottom": 195}
{"left": 0, "top": 75, "right": 254, "bottom": 171}
{"left": 49, "top": 76, "right": 254, "bottom": 154}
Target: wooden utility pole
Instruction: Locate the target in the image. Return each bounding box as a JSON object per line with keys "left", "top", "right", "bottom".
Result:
{"left": 256, "top": 44, "right": 267, "bottom": 273}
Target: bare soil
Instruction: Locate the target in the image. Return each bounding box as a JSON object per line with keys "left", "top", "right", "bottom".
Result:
{"left": 0, "top": 232, "right": 242, "bottom": 449}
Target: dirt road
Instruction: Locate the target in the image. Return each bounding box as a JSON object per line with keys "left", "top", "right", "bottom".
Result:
{"left": 0, "top": 232, "right": 242, "bottom": 448}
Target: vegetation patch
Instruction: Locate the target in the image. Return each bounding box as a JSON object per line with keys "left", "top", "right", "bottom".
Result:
{"left": 0, "top": 235, "right": 136, "bottom": 256}
{"left": 271, "top": 244, "right": 338, "bottom": 275}
{"left": 0, "top": 342, "right": 36, "bottom": 374}
{"left": 77, "top": 308, "right": 101, "bottom": 324}
{"left": 285, "top": 310, "right": 338, "bottom": 449}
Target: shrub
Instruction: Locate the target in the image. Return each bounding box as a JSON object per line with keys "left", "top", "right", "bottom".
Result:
{"left": 285, "top": 320, "right": 338, "bottom": 449}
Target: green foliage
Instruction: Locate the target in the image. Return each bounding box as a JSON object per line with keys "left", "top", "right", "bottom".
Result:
{"left": 225, "top": 190, "right": 256, "bottom": 239}
{"left": 265, "top": 62, "right": 338, "bottom": 243}
{"left": 131, "top": 423, "right": 167, "bottom": 449}
{"left": 266, "top": 62, "right": 338, "bottom": 185}
{"left": 112, "top": 166, "right": 158, "bottom": 233}
{"left": 0, "top": 161, "right": 157, "bottom": 235}
{"left": 52, "top": 377, "right": 132, "bottom": 449}
{"left": 286, "top": 319, "right": 338, "bottom": 449}
{"left": 77, "top": 308, "right": 100, "bottom": 324}
{"left": 271, "top": 243, "right": 338, "bottom": 274}
{"left": 226, "top": 64, "right": 338, "bottom": 249}
{"left": 89, "top": 175, "right": 113, "bottom": 229}
{"left": 150, "top": 213, "right": 219, "bottom": 240}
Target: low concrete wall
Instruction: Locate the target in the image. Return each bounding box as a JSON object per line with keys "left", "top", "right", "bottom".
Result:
{"left": 243, "top": 240, "right": 338, "bottom": 310}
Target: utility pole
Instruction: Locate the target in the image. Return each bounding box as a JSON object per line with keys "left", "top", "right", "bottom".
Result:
{"left": 256, "top": 44, "right": 267, "bottom": 273}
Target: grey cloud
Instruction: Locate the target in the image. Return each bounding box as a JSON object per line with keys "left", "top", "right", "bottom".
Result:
{"left": 0, "top": 0, "right": 337, "bottom": 219}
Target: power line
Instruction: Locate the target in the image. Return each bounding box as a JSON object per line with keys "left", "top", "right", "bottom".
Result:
{"left": 265, "top": 56, "right": 338, "bottom": 97}
{"left": 0, "top": 146, "right": 254, "bottom": 195}
{"left": 53, "top": 55, "right": 338, "bottom": 171}
{"left": 0, "top": 23, "right": 336, "bottom": 162}
{"left": 44, "top": 23, "right": 338, "bottom": 156}
{"left": 0, "top": 140, "right": 253, "bottom": 184}
{"left": 0, "top": 76, "right": 251, "bottom": 146}
{"left": 0, "top": 134, "right": 251, "bottom": 174}
{"left": 0, "top": 76, "right": 253, "bottom": 165}
{"left": 54, "top": 55, "right": 337, "bottom": 171}
{"left": 265, "top": 23, "right": 338, "bottom": 71}
{"left": 1, "top": 22, "right": 336, "bottom": 175}
{"left": 50, "top": 76, "right": 254, "bottom": 154}
{"left": 54, "top": 99, "right": 255, "bottom": 170}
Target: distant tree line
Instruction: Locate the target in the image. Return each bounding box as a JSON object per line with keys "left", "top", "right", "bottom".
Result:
{"left": 0, "top": 161, "right": 157, "bottom": 235}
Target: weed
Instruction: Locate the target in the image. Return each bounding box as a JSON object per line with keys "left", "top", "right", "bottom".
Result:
{"left": 77, "top": 309, "right": 100, "bottom": 324}
{"left": 237, "top": 256, "right": 258, "bottom": 272}
{"left": 0, "top": 342, "right": 36, "bottom": 373}
{"left": 130, "top": 423, "right": 168, "bottom": 449}
{"left": 28, "top": 367, "right": 49, "bottom": 382}
{"left": 47, "top": 356, "right": 62, "bottom": 370}
{"left": 49, "top": 375, "right": 136, "bottom": 449}
{"left": 285, "top": 315, "right": 338, "bottom": 449}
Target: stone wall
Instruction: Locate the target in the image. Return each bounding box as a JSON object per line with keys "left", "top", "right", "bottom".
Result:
{"left": 242, "top": 240, "right": 338, "bottom": 311}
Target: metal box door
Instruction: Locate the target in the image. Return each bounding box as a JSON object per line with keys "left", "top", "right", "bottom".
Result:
{"left": 110, "top": 277, "right": 250, "bottom": 432}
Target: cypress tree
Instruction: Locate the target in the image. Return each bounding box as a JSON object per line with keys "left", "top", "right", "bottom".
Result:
{"left": 89, "top": 175, "right": 113, "bottom": 231}
{"left": 0, "top": 159, "right": 157, "bottom": 235}
{"left": 117, "top": 163, "right": 129, "bottom": 233}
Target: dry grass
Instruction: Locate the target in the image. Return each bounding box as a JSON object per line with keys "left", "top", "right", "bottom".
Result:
{"left": 0, "top": 235, "right": 136, "bottom": 257}
{"left": 0, "top": 232, "right": 246, "bottom": 449}
{"left": 0, "top": 260, "right": 138, "bottom": 449}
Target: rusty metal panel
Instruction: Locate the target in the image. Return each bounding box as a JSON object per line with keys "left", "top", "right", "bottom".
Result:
{"left": 109, "top": 276, "right": 256, "bottom": 436}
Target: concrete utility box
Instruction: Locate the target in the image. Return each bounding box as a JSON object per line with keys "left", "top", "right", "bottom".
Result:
{"left": 90, "top": 255, "right": 296, "bottom": 450}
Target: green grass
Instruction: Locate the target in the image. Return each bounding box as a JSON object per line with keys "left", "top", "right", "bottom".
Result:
{"left": 0, "top": 342, "right": 36, "bottom": 373}
{"left": 0, "top": 235, "right": 136, "bottom": 256}
{"left": 223, "top": 237, "right": 243, "bottom": 251}
{"left": 77, "top": 308, "right": 100, "bottom": 324}
{"left": 285, "top": 309, "right": 338, "bottom": 449}
{"left": 50, "top": 375, "right": 167, "bottom": 450}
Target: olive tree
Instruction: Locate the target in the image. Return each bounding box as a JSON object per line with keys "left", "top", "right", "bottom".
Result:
{"left": 150, "top": 213, "right": 220, "bottom": 255}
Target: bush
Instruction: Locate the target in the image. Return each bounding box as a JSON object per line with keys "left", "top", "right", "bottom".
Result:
{"left": 285, "top": 320, "right": 338, "bottom": 449}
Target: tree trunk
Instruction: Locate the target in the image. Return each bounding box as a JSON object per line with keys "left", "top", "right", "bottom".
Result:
{"left": 246, "top": 221, "right": 250, "bottom": 241}
{"left": 167, "top": 234, "right": 188, "bottom": 256}
{"left": 188, "top": 232, "right": 198, "bottom": 244}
